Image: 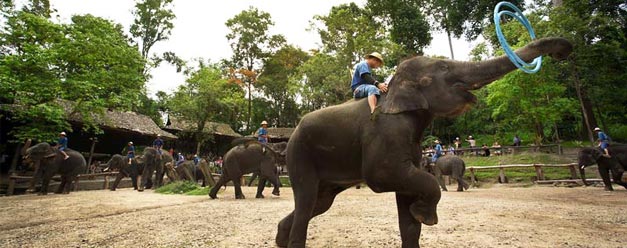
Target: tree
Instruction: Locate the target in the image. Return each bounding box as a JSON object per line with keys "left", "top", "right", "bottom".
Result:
{"left": 169, "top": 62, "right": 244, "bottom": 154}
{"left": 130, "top": 0, "right": 183, "bottom": 78}
{"left": 257, "top": 45, "right": 309, "bottom": 127}
{"left": 297, "top": 53, "right": 351, "bottom": 112}
{"left": 225, "top": 6, "right": 285, "bottom": 131}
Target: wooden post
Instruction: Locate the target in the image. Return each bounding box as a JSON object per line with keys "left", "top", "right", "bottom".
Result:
{"left": 7, "top": 173, "right": 16, "bottom": 196}
{"left": 499, "top": 167, "right": 507, "bottom": 183}
{"left": 469, "top": 168, "right": 477, "bottom": 185}
{"left": 103, "top": 175, "right": 110, "bottom": 190}
{"left": 86, "top": 137, "right": 98, "bottom": 174}
{"left": 569, "top": 164, "right": 578, "bottom": 179}
{"left": 533, "top": 164, "right": 545, "bottom": 181}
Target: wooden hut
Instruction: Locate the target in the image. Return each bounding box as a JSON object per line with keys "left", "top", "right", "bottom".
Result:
{"left": 162, "top": 117, "right": 241, "bottom": 157}
{"left": 266, "top": 127, "right": 295, "bottom": 142}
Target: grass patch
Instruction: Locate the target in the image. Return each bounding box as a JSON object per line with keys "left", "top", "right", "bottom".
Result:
{"left": 155, "top": 181, "right": 213, "bottom": 195}
{"left": 462, "top": 152, "right": 576, "bottom": 183}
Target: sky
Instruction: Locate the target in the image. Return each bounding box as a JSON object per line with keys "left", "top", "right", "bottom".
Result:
{"left": 47, "top": 0, "right": 480, "bottom": 97}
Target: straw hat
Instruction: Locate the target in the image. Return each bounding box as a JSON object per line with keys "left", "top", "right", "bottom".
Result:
{"left": 435, "top": 140, "right": 440, "bottom": 143}
{"left": 128, "top": 141, "right": 133, "bottom": 145}
{"left": 261, "top": 121, "right": 268, "bottom": 125}
{"left": 366, "top": 52, "right": 384, "bottom": 63}
{"left": 594, "top": 127, "right": 601, "bottom": 131}
{"left": 60, "top": 132, "right": 66, "bottom": 136}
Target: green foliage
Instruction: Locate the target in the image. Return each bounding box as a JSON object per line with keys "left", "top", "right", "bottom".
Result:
{"left": 296, "top": 53, "right": 351, "bottom": 112}
{"left": 130, "top": 0, "right": 175, "bottom": 61}
{"left": 0, "top": 11, "right": 145, "bottom": 142}
{"left": 257, "top": 45, "right": 309, "bottom": 127}
{"left": 155, "top": 180, "right": 210, "bottom": 195}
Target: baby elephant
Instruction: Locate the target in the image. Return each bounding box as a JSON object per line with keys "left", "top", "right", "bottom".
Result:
{"left": 422, "top": 155, "right": 470, "bottom": 192}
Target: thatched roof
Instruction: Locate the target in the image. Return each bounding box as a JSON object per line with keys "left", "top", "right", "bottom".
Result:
{"left": 164, "top": 116, "right": 241, "bottom": 137}
{"left": 56, "top": 100, "right": 177, "bottom": 139}
{"left": 267, "top": 128, "right": 295, "bottom": 139}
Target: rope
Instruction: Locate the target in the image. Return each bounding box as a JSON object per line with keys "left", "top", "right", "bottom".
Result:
{"left": 493, "top": 1, "right": 542, "bottom": 73}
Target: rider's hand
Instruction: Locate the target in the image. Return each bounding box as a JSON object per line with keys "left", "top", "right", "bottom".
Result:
{"left": 378, "top": 83, "right": 388, "bottom": 93}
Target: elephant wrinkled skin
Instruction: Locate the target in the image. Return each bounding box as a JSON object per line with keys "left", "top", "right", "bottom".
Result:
{"left": 276, "top": 37, "right": 573, "bottom": 248}
{"left": 578, "top": 145, "right": 627, "bottom": 191}
{"left": 23, "top": 142, "right": 86, "bottom": 195}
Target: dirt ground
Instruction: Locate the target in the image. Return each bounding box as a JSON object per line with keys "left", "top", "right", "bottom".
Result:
{"left": 1, "top": 185, "right": 626, "bottom": 248}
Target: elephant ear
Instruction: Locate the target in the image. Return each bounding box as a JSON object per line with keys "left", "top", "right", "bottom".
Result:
{"left": 591, "top": 148, "right": 603, "bottom": 161}
{"left": 381, "top": 78, "right": 430, "bottom": 114}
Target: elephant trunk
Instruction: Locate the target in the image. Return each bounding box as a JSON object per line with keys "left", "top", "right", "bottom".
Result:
{"left": 454, "top": 37, "right": 573, "bottom": 89}
{"left": 21, "top": 139, "right": 32, "bottom": 156}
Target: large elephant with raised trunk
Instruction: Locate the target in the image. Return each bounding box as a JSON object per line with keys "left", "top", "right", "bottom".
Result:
{"left": 22, "top": 142, "right": 86, "bottom": 195}
{"left": 276, "top": 37, "right": 573, "bottom": 248}
{"left": 578, "top": 146, "right": 627, "bottom": 191}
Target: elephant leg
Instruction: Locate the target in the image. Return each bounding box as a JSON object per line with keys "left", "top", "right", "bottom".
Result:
{"left": 40, "top": 174, "right": 51, "bottom": 195}
{"left": 277, "top": 181, "right": 345, "bottom": 248}
{"left": 130, "top": 173, "right": 138, "bottom": 190}
{"left": 64, "top": 176, "right": 74, "bottom": 193}
{"left": 56, "top": 176, "right": 66, "bottom": 194}
{"left": 256, "top": 177, "right": 267, "bottom": 198}
{"left": 111, "top": 173, "right": 125, "bottom": 191}
{"left": 233, "top": 177, "right": 245, "bottom": 199}
{"left": 248, "top": 172, "right": 258, "bottom": 186}
{"left": 139, "top": 168, "right": 151, "bottom": 192}
{"left": 437, "top": 175, "right": 447, "bottom": 191}
{"left": 209, "top": 176, "right": 229, "bottom": 199}
{"left": 579, "top": 168, "right": 590, "bottom": 186}
{"left": 598, "top": 166, "right": 614, "bottom": 191}
{"left": 269, "top": 175, "right": 281, "bottom": 196}
{"left": 396, "top": 193, "right": 423, "bottom": 248}
{"left": 611, "top": 170, "right": 627, "bottom": 189}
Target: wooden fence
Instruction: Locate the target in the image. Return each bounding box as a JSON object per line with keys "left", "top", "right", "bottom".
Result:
{"left": 466, "top": 163, "right": 579, "bottom": 184}
{"left": 6, "top": 171, "right": 119, "bottom": 196}
{"left": 423, "top": 144, "right": 562, "bottom": 157}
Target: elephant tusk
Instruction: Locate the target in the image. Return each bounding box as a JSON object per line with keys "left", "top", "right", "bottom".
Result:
{"left": 580, "top": 165, "right": 585, "bottom": 170}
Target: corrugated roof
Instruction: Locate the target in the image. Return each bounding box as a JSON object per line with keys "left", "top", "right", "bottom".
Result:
{"left": 164, "top": 116, "right": 241, "bottom": 137}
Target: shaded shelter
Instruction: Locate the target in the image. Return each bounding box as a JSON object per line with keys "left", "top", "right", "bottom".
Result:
{"left": 162, "top": 116, "right": 241, "bottom": 158}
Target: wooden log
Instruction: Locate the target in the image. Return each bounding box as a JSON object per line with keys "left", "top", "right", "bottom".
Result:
{"left": 499, "top": 167, "right": 507, "bottom": 183}
{"left": 103, "top": 175, "right": 110, "bottom": 190}
{"left": 7, "top": 172, "right": 16, "bottom": 196}
{"left": 469, "top": 168, "right": 477, "bottom": 185}
{"left": 533, "top": 164, "right": 545, "bottom": 181}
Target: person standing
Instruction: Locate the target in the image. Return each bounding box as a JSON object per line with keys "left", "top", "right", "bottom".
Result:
{"left": 57, "top": 132, "right": 70, "bottom": 160}
{"left": 466, "top": 135, "right": 477, "bottom": 155}
{"left": 513, "top": 135, "right": 522, "bottom": 146}
{"left": 453, "top": 137, "right": 462, "bottom": 155}
{"left": 126, "top": 142, "right": 135, "bottom": 165}
{"left": 351, "top": 52, "right": 387, "bottom": 114}
{"left": 193, "top": 154, "right": 200, "bottom": 165}
{"left": 594, "top": 127, "right": 611, "bottom": 157}
{"left": 257, "top": 121, "right": 269, "bottom": 144}
{"left": 176, "top": 153, "right": 185, "bottom": 167}
{"left": 432, "top": 140, "right": 443, "bottom": 163}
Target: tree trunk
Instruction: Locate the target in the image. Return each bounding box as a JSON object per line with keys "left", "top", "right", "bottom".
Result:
{"left": 447, "top": 30, "right": 455, "bottom": 60}
{"left": 534, "top": 121, "right": 544, "bottom": 144}
{"left": 572, "top": 69, "right": 596, "bottom": 144}
{"left": 247, "top": 82, "right": 252, "bottom": 131}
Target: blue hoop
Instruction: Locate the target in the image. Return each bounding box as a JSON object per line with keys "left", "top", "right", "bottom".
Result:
{"left": 494, "top": 1, "right": 542, "bottom": 74}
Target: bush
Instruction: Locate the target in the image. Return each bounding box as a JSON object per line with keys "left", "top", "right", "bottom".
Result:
{"left": 156, "top": 181, "right": 206, "bottom": 195}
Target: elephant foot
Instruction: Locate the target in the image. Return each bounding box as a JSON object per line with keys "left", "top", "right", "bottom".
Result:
{"left": 209, "top": 194, "right": 218, "bottom": 199}
{"left": 442, "top": 189, "right": 448, "bottom": 192}
{"left": 256, "top": 194, "right": 264, "bottom": 199}
{"left": 457, "top": 189, "right": 464, "bottom": 192}
{"left": 272, "top": 191, "right": 280, "bottom": 196}
{"left": 604, "top": 187, "right": 614, "bottom": 191}
{"left": 138, "top": 188, "right": 144, "bottom": 192}
{"left": 110, "top": 188, "right": 116, "bottom": 191}
{"left": 38, "top": 192, "right": 48, "bottom": 196}
{"left": 236, "top": 194, "right": 246, "bottom": 199}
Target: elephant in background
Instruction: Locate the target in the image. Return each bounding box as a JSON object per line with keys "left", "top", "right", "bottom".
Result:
{"left": 247, "top": 142, "right": 288, "bottom": 187}
{"left": 578, "top": 146, "right": 627, "bottom": 191}
{"left": 421, "top": 156, "right": 469, "bottom": 192}
{"left": 276, "top": 37, "right": 573, "bottom": 247}
{"left": 138, "top": 147, "right": 173, "bottom": 191}
{"left": 209, "top": 140, "right": 281, "bottom": 199}
{"left": 103, "top": 154, "right": 139, "bottom": 191}
{"left": 22, "top": 141, "right": 86, "bottom": 195}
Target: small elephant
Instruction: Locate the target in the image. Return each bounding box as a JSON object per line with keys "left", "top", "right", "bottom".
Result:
{"left": 421, "top": 156, "right": 469, "bottom": 192}
{"left": 578, "top": 146, "right": 627, "bottom": 191}
{"left": 138, "top": 147, "right": 173, "bottom": 191}
{"left": 22, "top": 141, "right": 86, "bottom": 195}
{"left": 103, "top": 154, "right": 140, "bottom": 191}
{"left": 209, "top": 141, "right": 281, "bottom": 199}
{"left": 166, "top": 160, "right": 216, "bottom": 187}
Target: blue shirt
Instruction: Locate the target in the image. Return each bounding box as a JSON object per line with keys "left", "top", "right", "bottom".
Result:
{"left": 193, "top": 157, "right": 200, "bottom": 165}
{"left": 351, "top": 61, "right": 372, "bottom": 91}
{"left": 128, "top": 145, "right": 135, "bottom": 154}
{"left": 258, "top": 127, "right": 268, "bottom": 143}
{"left": 153, "top": 138, "right": 164, "bottom": 147}
{"left": 58, "top": 137, "right": 68, "bottom": 149}
{"left": 598, "top": 132, "right": 608, "bottom": 142}
{"left": 434, "top": 144, "right": 442, "bottom": 155}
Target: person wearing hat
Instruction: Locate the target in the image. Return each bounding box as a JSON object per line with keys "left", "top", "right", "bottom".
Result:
{"left": 153, "top": 134, "right": 164, "bottom": 158}
{"left": 594, "top": 127, "right": 611, "bottom": 157}
{"left": 193, "top": 154, "right": 200, "bottom": 165}
{"left": 176, "top": 152, "right": 185, "bottom": 167}
{"left": 432, "top": 140, "right": 443, "bottom": 163}
{"left": 466, "top": 135, "right": 477, "bottom": 155}
{"left": 351, "top": 52, "right": 387, "bottom": 114}
{"left": 57, "top": 132, "right": 70, "bottom": 160}
{"left": 257, "top": 121, "right": 269, "bottom": 144}
{"left": 126, "top": 141, "right": 135, "bottom": 165}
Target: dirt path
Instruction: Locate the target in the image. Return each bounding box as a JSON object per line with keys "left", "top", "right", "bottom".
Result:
{"left": 1, "top": 185, "right": 626, "bottom": 248}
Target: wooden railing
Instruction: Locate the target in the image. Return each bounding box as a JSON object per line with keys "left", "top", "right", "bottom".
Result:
{"left": 466, "top": 163, "right": 579, "bottom": 184}
{"left": 6, "top": 172, "right": 119, "bottom": 196}
{"left": 423, "top": 144, "right": 562, "bottom": 157}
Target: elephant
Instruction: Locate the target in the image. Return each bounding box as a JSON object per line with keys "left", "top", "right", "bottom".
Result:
{"left": 138, "top": 147, "right": 173, "bottom": 191}
{"left": 103, "top": 154, "right": 140, "bottom": 191}
{"left": 22, "top": 141, "right": 86, "bottom": 195}
{"left": 421, "top": 156, "right": 469, "bottom": 192}
{"left": 276, "top": 37, "right": 573, "bottom": 248}
{"left": 247, "top": 142, "right": 288, "bottom": 187}
{"left": 578, "top": 145, "right": 627, "bottom": 191}
{"left": 209, "top": 140, "right": 282, "bottom": 199}
{"left": 165, "top": 159, "right": 216, "bottom": 187}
